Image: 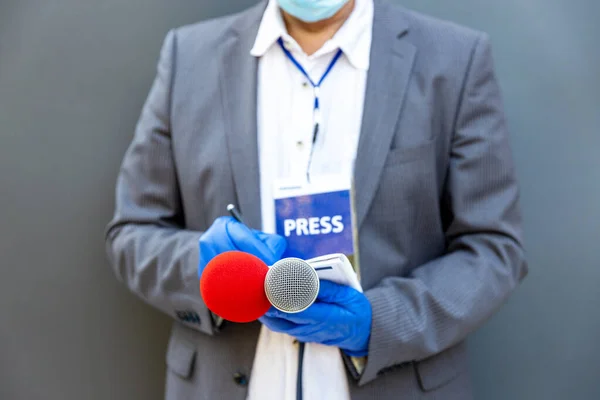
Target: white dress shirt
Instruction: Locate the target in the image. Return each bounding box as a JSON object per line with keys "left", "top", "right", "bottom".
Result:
{"left": 251, "top": 0, "right": 373, "bottom": 235}
{"left": 246, "top": 2, "right": 374, "bottom": 399}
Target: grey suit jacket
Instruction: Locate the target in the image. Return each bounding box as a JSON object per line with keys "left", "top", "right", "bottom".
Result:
{"left": 105, "top": 0, "right": 527, "bottom": 398}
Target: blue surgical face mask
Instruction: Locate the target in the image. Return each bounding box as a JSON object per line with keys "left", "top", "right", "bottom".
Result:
{"left": 277, "top": 0, "right": 350, "bottom": 23}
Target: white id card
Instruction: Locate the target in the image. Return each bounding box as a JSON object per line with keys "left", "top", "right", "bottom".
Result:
{"left": 272, "top": 174, "right": 360, "bottom": 274}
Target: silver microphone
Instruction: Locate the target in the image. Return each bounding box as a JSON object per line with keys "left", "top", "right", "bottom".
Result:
{"left": 264, "top": 258, "right": 320, "bottom": 313}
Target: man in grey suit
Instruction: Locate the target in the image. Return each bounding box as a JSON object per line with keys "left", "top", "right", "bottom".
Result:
{"left": 105, "top": 0, "right": 527, "bottom": 398}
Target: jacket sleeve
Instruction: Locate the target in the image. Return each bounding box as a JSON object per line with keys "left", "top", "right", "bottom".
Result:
{"left": 359, "top": 33, "right": 528, "bottom": 385}
{"left": 104, "top": 29, "right": 215, "bottom": 336}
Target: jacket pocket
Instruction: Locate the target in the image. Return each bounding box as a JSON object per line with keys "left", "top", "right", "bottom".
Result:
{"left": 384, "top": 138, "right": 436, "bottom": 167}
{"left": 166, "top": 333, "right": 197, "bottom": 380}
{"left": 415, "top": 341, "right": 468, "bottom": 392}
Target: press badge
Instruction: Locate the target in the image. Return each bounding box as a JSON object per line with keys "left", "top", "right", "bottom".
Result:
{"left": 273, "top": 175, "right": 360, "bottom": 274}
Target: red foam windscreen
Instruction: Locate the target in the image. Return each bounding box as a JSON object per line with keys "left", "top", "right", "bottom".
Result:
{"left": 199, "top": 251, "right": 271, "bottom": 323}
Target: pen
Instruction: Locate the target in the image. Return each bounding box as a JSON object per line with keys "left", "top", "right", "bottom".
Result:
{"left": 227, "top": 204, "right": 246, "bottom": 225}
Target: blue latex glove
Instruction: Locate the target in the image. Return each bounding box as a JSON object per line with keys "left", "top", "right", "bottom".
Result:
{"left": 198, "top": 216, "right": 287, "bottom": 278}
{"left": 260, "top": 279, "right": 372, "bottom": 357}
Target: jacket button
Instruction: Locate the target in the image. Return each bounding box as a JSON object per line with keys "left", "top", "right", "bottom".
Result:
{"left": 233, "top": 372, "right": 248, "bottom": 386}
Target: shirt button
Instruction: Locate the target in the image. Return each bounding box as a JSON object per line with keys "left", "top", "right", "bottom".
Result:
{"left": 302, "top": 81, "right": 309, "bottom": 88}
{"left": 296, "top": 140, "right": 304, "bottom": 149}
{"left": 233, "top": 371, "right": 248, "bottom": 386}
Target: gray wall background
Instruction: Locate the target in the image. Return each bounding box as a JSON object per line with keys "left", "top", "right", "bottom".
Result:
{"left": 0, "top": 1, "right": 598, "bottom": 399}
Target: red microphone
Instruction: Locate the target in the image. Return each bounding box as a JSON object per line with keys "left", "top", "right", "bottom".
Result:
{"left": 199, "top": 251, "right": 320, "bottom": 323}
{"left": 199, "top": 251, "right": 271, "bottom": 323}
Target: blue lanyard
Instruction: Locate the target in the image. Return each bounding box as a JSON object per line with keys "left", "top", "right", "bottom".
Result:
{"left": 277, "top": 37, "right": 343, "bottom": 144}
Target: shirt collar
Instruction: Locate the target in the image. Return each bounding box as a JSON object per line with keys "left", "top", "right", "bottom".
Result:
{"left": 250, "top": 0, "right": 373, "bottom": 70}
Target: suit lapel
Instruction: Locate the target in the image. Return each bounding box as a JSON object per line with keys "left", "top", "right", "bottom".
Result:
{"left": 354, "top": 2, "right": 416, "bottom": 227}
{"left": 219, "top": 3, "right": 267, "bottom": 229}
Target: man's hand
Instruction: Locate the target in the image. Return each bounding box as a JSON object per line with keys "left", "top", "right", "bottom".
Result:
{"left": 260, "top": 280, "right": 372, "bottom": 357}
{"left": 198, "top": 216, "right": 286, "bottom": 278}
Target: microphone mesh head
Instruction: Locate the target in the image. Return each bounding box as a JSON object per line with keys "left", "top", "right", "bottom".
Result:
{"left": 264, "top": 258, "right": 319, "bottom": 313}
